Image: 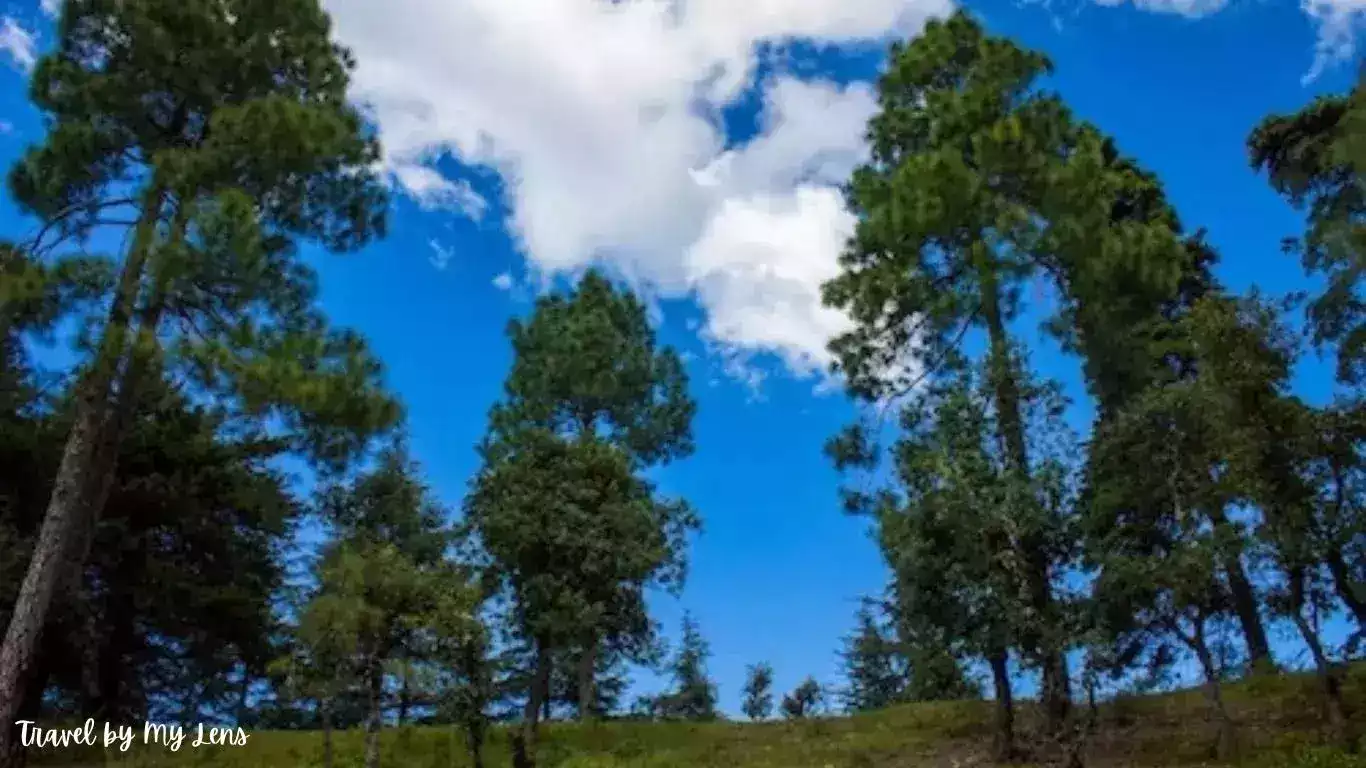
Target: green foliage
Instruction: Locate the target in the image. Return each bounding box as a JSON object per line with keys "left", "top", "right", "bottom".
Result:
{"left": 0, "top": 375, "right": 297, "bottom": 722}
{"left": 740, "top": 662, "right": 774, "bottom": 721}
{"left": 487, "top": 269, "right": 694, "bottom": 470}
{"left": 10, "top": 0, "right": 401, "bottom": 472}
{"left": 1249, "top": 74, "right": 1366, "bottom": 385}
{"left": 273, "top": 443, "right": 480, "bottom": 763}
{"left": 656, "top": 613, "right": 718, "bottom": 722}
{"left": 838, "top": 601, "right": 906, "bottom": 712}
{"left": 780, "top": 677, "right": 824, "bottom": 720}
{"left": 465, "top": 270, "right": 699, "bottom": 763}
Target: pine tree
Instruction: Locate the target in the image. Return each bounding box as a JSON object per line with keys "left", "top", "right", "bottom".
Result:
{"left": 1249, "top": 73, "right": 1366, "bottom": 385}
{"left": 819, "top": 11, "right": 1195, "bottom": 737}
{"left": 464, "top": 270, "right": 698, "bottom": 766}
{"left": 658, "top": 612, "right": 718, "bottom": 721}
{"left": 0, "top": 1, "right": 399, "bottom": 753}
{"left": 838, "top": 600, "right": 905, "bottom": 712}
{"left": 292, "top": 442, "right": 478, "bottom": 768}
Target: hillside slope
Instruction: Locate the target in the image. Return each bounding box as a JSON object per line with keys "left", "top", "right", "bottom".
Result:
{"left": 26, "top": 665, "right": 1366, "bottom": 768}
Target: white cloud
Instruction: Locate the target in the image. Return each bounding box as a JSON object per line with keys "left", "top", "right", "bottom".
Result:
{"left": 324, "top": 0, "right": 952, "bottom": 385}
{"left": 1301, "top": 0, "right": 1366, "bottom": 82}
{"left": 1091, "top": 0, "right": 1228, "bottom": 16}
{"left": 428, "top": 239, "right": 455, "bottom": 271}
{"left": 40, "top": 0, "right": 61, "bottom": 19}
{"left": 391, "top": 163, "right": 488, "bottom": 219}
{"left": 492, "top": 272, "right": 514, "bottom": 291}
{"left": 0, "top": 17, "right": 36, "bottom": 72}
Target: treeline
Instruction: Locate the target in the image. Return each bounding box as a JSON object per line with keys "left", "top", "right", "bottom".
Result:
{"left": 0, "top": 3, "right": 1363, "bottom": 768}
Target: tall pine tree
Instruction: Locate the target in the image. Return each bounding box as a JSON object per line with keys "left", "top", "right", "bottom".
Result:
{"left": 0, "top": 1, "right": 399, "bottom": 754}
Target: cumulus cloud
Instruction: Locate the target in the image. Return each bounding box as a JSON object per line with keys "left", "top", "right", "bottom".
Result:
{"left": 323, "top": 0, "right": 952, "bottom": 384}
{"left": 40, "top": 0, "right": 60, "bottom": 19}
{"left": 0, "top": 17, "right": 36, "bottom": 72}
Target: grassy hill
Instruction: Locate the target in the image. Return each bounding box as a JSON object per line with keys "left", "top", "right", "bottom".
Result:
{"left": 26, "top": 665, "right": 1366, "bottom": 768}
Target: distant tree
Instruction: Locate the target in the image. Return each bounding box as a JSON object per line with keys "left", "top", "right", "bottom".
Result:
{"left": 658, "top": 612, "right": 718, "bottom": 721}
{"left": 0, "top": 0, "right": 399, "bottom": 754}
{"left": 780, "top": 677, "right": 824, "bottom": 720}
{"left": 297, "top": 444, "right": 479, "bottom": 768}
{"left": 741, "top": 662, "right": 775, "bottom": 721}
{"left": 839, "top": 600, "right": 905, "bottom": 712}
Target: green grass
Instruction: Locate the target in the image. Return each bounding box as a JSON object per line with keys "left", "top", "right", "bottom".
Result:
{"left": 25, "top": 665, "right": 1366, "bottom": 767}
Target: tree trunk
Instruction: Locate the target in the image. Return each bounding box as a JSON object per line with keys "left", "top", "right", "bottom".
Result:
{"left": 363, "top": 654, "right": 383, "bottom": 768}
{"left": 465, "top": 717, "right": 485, "bottom": 768}
{"left": 541, "top": 654, "right": 553, "bottom": 723}
{"left": 1287, "top": 570, "right": 1353, "bottom": 749}
{"left": 513, "top": 641, "right": 551, "bottom": 768}
{"left": 577, "top": 637, "right": 597, "bottom": 721}
{"left": 397, "top": 666, "right": 411, "bottom": 726}
{"left": 458, "top": 638, "right": 489, "bottom": 768}
{"left": 1325, "top": 549, "right": 1366, "bottom": 631}
{"left": 1204, "top": 507, "right": 1274, "bottom": 671}
{"left": 0, "top": 191, "right": 166, "bottom": 767}
{"left": 989, "top": 649, "right": 1016, "bottom": 762}
{"left": 235, "top": 664, "right": 251, "bottom": 727}
{"left": 7, "top": 652, "right": 52, "bottom": 768}
{"left": 1187, "top": 617, "right": 1236, "bottom": 761}
{"left": 321, "top": 700, "right": 334, "bottom": 768}
{"left": 975, "top": 250, "right": 1070, "bottom": 734}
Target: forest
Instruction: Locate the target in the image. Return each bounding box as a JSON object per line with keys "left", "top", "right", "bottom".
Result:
{"left": 0, "top": 1, "right": 1363, "bottom": 768}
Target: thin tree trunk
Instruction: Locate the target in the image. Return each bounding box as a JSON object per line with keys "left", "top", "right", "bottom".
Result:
{"left": 1287, "top": 570, "right": 1353, "bottom": 749}
{"left": 397, "top": 666, "right": 411, "bottom": 726}
{"left": 577, "top": 637, "right": 597, "bottom": 721}
{"left": 458, "top": 637, "right": 489, "bottom": 768}
{"left": 975, "top": 249, "right": 1070, "bottom": 734}
{"left": 1186, "top": 617, "right": 1236, "bottom": 761}
{"left": 1205, "top": 507, "right": 1274, "bottom": 671}
{"left": 541, "top": 654, "right": 553, "bottom": 723}
{"left": 235, "top": 664, "right": 251, "bottom": 726}
{"left": 321, "top": 699, "right": 334, "bottom": 768}
{"left": 1325, "top": 549, "right": 1366, "bottom": 630}
{"left": 989, "top": 649, "right": 1016, "bottom": 762}
{"left": 0, "top": 187, "right": 166, "bottom": 766}
{"left": 466, "top": 718, "right": 485, "bottom": 768}
{"left": 513, "top": 641, "right": 551, "bottom": 768}
{"left": 363, "top": 654, "right": 383, "bottom": 768}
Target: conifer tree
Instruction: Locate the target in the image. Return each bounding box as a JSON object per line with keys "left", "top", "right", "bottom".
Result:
{"left": 0, "top": 1, "right": 399, "bottom": 752}
{"left": 838, "top": 600, "right": 906, "bottom": 713}
{"left": 658, "top": 612, "right": 718, "bottom": 721}
{"left": 821, "top": 11, "right": 1192, "bottom": 736}
{"left": 465, "top": 270, "right": 698, "bottom": 766}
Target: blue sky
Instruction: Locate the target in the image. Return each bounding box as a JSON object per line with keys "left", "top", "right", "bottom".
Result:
{"left": 1, "top": 0, "right": 1362, "bottom": 717}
